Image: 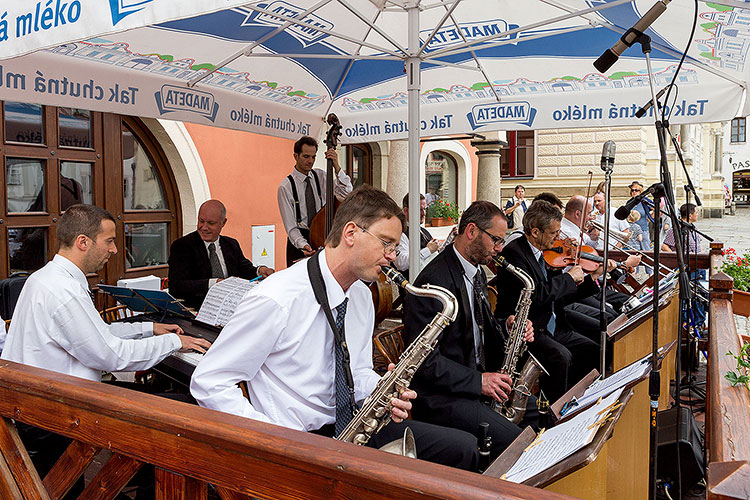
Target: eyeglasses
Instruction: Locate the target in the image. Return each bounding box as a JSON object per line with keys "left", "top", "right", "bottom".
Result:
{"left": 357, "top": 224, "right": 398, "bottom": 255}
{"left": 630, "top": 188, "right": 642, "bottom": 193}
{"left": 478, "top": 226, "right": 506, "bottom": 247}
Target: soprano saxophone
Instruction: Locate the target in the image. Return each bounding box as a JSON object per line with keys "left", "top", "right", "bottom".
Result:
{"left": 492, "top": 256, "right": 548, "bottom": 424}
{"left": 335, "top": 266, "right": 458, "bottom": 454}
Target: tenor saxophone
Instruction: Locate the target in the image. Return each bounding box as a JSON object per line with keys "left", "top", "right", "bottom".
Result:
{"left": 335, "top": 266, "right": 458, "bottom": 453}
{"left": 492, "top": 256, "right": 549, "bottom": 424}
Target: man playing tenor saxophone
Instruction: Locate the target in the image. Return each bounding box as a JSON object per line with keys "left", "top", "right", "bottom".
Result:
{"left": 190, "top": 185, "right": 479, "bottom": 470}
{"left": 403, "top": 200, "right": 538, "bottom": 459}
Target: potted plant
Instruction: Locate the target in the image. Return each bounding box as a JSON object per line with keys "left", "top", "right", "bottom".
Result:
{"left": 427, "top": 199, "right": 461, "bottom": 227}
{"left": 721, "top": 247, "right": 750, "bottom": 317}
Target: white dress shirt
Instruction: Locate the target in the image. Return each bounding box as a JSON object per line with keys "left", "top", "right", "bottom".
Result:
{"left": 1, "top": 254, "right": 181, "bottom": 381}
{"left": 277, "top": 167, "right": 353, "bottom": 250}
{"left": 394, "top": 231, "right": 434, "bottom": 272}
{"left": 559, "top": 217, "right": 597, "bottom": 248}
{"left": 453, "top": 246, "right": 484, "bottom": 366}
{"left": 190, "top": 250, "right": 380, "bottom": 431}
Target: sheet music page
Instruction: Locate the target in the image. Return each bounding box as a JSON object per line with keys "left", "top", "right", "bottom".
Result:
{"left": 195, "top": 277, "right": 259, "bottom": 327}
{"left": 504, "top": 388, "right": 624, "bottom": 484}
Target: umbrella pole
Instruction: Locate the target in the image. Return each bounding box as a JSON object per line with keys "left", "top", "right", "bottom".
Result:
{"left": 407, "top": 4, "right": 422, "bottom": 277}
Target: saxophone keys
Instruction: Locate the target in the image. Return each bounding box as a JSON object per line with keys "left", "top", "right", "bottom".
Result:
{"left": 363, "top": 418, "right": 379, "bottom": 433}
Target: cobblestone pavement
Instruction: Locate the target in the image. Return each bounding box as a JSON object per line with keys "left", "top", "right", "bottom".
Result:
{"left": 697, "top": 205, "right": 750, "bottom": 255}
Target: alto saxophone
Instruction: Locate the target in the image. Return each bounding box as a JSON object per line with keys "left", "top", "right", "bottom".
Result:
{"left": 335, "top": 266, "right": 458, "bottom": 454}
{"left": 492, "top": 256, "right": 548, "bottom": 424}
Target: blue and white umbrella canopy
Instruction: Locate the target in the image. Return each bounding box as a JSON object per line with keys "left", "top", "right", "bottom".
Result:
{"left": 0, "top": 0, "right": 747, "bottom": 141}
{"left": 0, "top": 0, "right": 747, "bottom": 274}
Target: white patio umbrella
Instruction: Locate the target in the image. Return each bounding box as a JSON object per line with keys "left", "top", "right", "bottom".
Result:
{"left": 0, "top": 0, "right": 747, "bottom": 273}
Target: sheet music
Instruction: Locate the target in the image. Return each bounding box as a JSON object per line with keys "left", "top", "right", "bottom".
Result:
{"left": 195, "top": 277, "right": 259, "bottom": 327}
{"left": 504, "top": 388, "right": 624, "bottom": 484}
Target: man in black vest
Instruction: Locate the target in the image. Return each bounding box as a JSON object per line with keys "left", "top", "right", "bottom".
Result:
{"left": 277, "top": 136, "right": 353, "bottom": 267}
{"left": 394, "top": 193, "right": 439, "bottom": 279}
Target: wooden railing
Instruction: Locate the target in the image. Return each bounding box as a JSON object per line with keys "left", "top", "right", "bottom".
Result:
{"left": 0, "top": 360, "right": 575, "bottom": 500}
{"left": 706, "top": 242, "right": 750, "bottom": 500}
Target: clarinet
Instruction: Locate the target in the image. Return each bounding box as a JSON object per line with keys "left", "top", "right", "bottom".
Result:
{"left": 336, "top": 266, "right": 458, "bottom": 447}
{"left": 491, "top": 256, "right": 548, "bottom": 424}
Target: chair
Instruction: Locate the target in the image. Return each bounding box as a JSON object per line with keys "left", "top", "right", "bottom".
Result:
{"left": 487, "top": 285, "right": 498, "bottom": 314}
{"left": 101, "top": 304, "right": 134, "bottom": 324}
{"left": 373, "top": 325, "right": 405, "bottom": 366}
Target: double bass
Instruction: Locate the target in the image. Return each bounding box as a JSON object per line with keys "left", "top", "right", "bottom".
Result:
{"left": 308, "top": 114, "right": 393, "bottom": 324}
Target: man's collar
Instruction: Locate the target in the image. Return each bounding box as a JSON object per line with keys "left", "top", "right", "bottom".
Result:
{"left": 290, "top": 167, "right": 313, "bottom": 180}
{"left": 318, "top": 249, "right": 348, "bottom": 307}
{"left": 53, "top": 254, "right": 88, "bottom": 286}
{"left": 452, "top": 245, "right": 479, "bottom": 280}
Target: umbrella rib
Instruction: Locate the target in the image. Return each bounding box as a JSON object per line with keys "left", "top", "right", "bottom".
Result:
{"left": 189, "top": 2, "right": 403, "bottom": 88}
{"left": 599, "top": 23, "right": 747, "bottom": 88}
{"left": 187, "top": 0, "right": 336, "bottom": 87}
{"left": 336, "top": 0, "right": 408, "bottom": 56}
{"left": 417, "top": 0, "right": 463, "bottom": 58}
{"left": 444, "top": 6, "right": 502, "bottom": 102}
{"left": 424, "top": 59, "right": 482, "bottom": 71}
{"left": 325, "top": 9, "right": 385, "bottom": 118}
{"left": 425, "top": 0, "right": 632, "bottom": 59}
{"left": 231, "top": 52, "right": 402, "bottom": 60}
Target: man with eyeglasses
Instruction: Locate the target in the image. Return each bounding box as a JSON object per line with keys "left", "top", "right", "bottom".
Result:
{"left": 191, "top": 185, "right": 479, "bottom": 471}
{"left": 403, "top": 200, "right": 537, "bottom": 460}
{"left": 495, "top": 200, "right": 600, "bottom": 402}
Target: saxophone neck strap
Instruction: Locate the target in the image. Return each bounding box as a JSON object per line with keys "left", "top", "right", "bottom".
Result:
{"left": 307, "top": 252, "right": 357, "bottom": 411}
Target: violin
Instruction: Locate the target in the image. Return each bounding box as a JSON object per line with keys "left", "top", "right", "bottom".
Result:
{"left": 543, "top": 240, "right": 604, "bottom": 273}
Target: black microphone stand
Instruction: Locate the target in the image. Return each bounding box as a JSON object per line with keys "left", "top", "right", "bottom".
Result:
{"left": 600, "top": 157, "right": 613, "bottom": 376}
{"left": 632, "top": 31, "right": 692, "bottom": 500}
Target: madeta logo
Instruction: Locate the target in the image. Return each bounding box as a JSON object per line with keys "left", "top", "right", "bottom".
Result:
{"left": 466, "top": 101, "right": 537, "bottom": 129}
{"left": 109, "top": 0, "right": 154, "bottom": 26}
{"left": 154, "top": 85, "right": 220, "bottom": 122}
{"left": 241, "top": 1, "right": 333, "bottom": 47}
{"left": 421, "top": 20, "right": 519, "bottom": 52}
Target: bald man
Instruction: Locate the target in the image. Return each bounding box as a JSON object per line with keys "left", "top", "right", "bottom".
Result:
{"left": 168, "top": 200, "right": 274, "bottom": 309}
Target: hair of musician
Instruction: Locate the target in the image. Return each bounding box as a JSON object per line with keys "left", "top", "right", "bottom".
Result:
{"left": 401, "top": 192, "right": 426, "bottom": 208}
{"left": 326, "top": 185, "right": 405, "bottom": 247}
{"left": 523, "top": 200, "right": 562, "bottom": 235}
{"left": 57, "top": 204, "right": 116, "bottom": 248}
{"left": 294, "top": 136, "right": 318, "bottom": 154}
{"left": 457, "top": 200, "right": 503, "bottom": 235}
{"left": 532, "top": 192, "right": 563, "bottom": 210}
{"left": 680, "top": 203, "right": 697, "bottom": 219}
{"left": 564, "top": 196, "right": 586, "bottom": 217}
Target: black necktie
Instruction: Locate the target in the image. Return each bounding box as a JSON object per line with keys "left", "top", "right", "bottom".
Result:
{"left": 304, "top": 176, "right": 317, "bottom": 226}
{"left": 333, "top": 298, "right": 354, "bottom": 437}
{"left": 208, "top": 242, "right": 224, "bottom": 279}
{"left": 473, "top": 271, "right": 486, "bottom": 370}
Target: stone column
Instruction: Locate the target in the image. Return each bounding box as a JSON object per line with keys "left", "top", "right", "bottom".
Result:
{"left": 471, "top": 137, "right": 505, "bottom": 206}
{"left": 387, "top": 139, "right": 409, "bottom": 204}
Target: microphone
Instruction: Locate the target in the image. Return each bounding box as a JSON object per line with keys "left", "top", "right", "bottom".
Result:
{"left": 635, "top": 86, "right": 669, "bottom": 118}
{"left": 615, "top": 184, "right": 658, "bottom": 220}
{"left": 594, "top": 0, "right": 671, "bottom": 72}
{"left": 600, "top": 140, "right": 616, "bottom": 170}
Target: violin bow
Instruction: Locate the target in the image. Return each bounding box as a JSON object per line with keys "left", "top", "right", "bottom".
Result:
{"left": 575, "top": 171, "right": 594, "bottom": 266}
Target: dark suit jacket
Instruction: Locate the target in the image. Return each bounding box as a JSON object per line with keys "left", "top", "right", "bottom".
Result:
{"left": 403, "top": 244, "right": 504, "bottom": 416}
{"left": 494, "top": 236, "right": 598, "bottom": 338}
{"left": 168, "top": 231, "right": 259, "bottom": 309}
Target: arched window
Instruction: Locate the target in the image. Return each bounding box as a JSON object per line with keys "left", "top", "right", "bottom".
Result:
{"left": 346, "top": 143, "right": 373, "bottom": 187}
{"left": 424, "top": 151, "right": 458, "bottom": 224}
{"left": 1, "top": 101, "right": 181, "bottom": 287}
